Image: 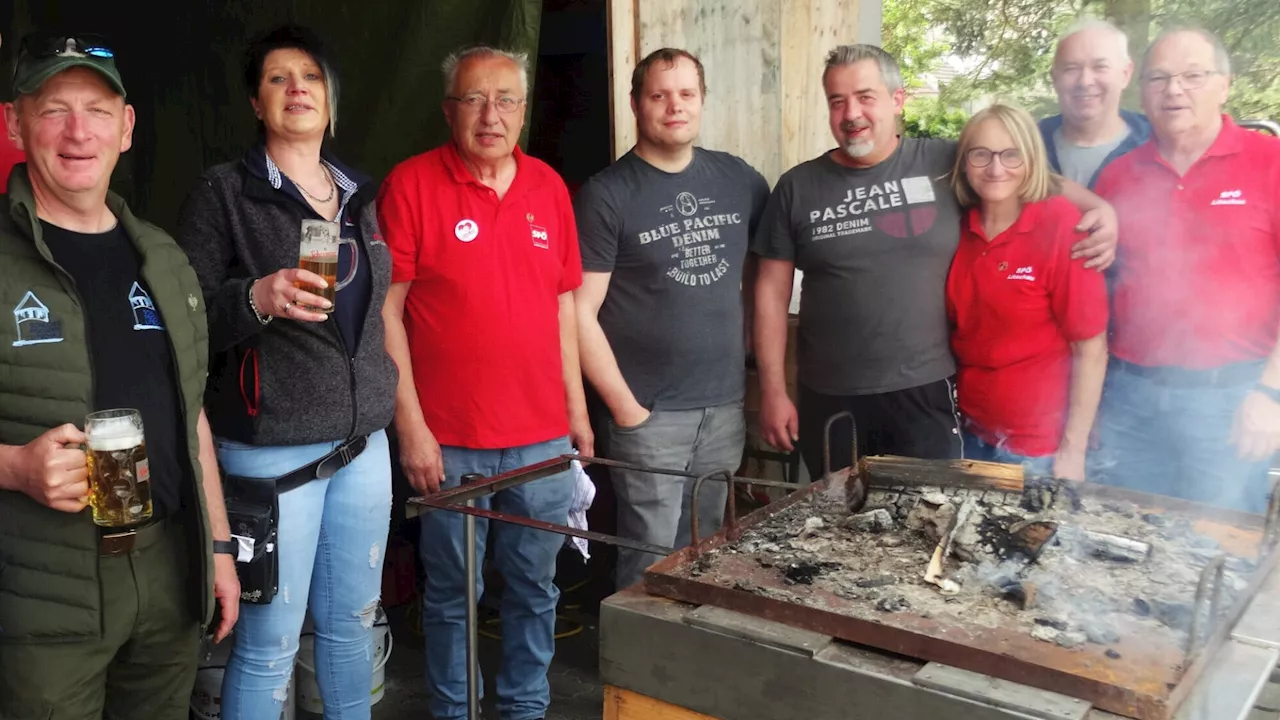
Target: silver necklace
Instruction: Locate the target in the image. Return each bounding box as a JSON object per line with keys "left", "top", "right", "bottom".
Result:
{"left": 294, "top": 165, "right": 336, "bottom": 204}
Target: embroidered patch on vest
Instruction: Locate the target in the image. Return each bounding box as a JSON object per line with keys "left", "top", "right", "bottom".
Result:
{"left": 12, "top": 290, "right": 64, "bottom": 346}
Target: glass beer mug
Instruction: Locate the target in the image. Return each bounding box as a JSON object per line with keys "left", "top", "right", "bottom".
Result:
{"left": 296, "top": 219, "right": 359, "bottom": 313}
{"left": 85, "top": 408, "right": 153, "bottom": 527}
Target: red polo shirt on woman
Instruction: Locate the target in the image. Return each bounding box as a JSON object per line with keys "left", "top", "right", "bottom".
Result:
{"left": 1094, "top": 116, "right": 1280, "bottom": 370}
{"left": 946, "top": 195, "right": 1109, "bottom": 456}
{"left": 377, "top": 143, "right": 582, "bottom": 449}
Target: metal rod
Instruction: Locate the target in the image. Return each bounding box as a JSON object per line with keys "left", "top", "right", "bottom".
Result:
{"left": 1185, "top": 554, "right": 1227, "bottom": 663}
{"left": 822, "top": 411, "right": 857, "bottom": 478}
{"left": 409, "top": 455, "right": 804, "bottom": 512}
{"left": 571, "top": 455, "right": 802, "bottom": 492}
{"left": 411, "top": 456, "right": 573, "bottom": 510}
{"left": 1265, "top": 468, "right": 1280, "bottom": 548}
{"left": 461, "top": 475, "right": 481, "bottom": 720}
{"left": 690, "top": 469, "right": 734, "bottom": 547}
{"left": 417, "top": 500, "right": 676, "bottom": 556}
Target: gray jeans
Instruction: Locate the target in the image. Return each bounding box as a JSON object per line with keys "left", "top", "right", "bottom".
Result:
{"left": 609, "top": 401, "right": 746, "bottom": 589}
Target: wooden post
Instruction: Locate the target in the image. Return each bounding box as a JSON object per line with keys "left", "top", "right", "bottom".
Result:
{"left": 604, "top": 685, "right": 721, "bottom": 720}
{"left": 605, "top": 0, "right": 879, "bottom": 183}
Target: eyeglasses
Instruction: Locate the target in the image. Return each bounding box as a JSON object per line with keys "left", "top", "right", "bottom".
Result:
{"left": 966, "top": 147, "right": 1024, "bottom": 169}
{"left": 1141, "top": 70, "right": 1221, "bottom": 91}
{"left": 446, "top": 94, "right": 525, "bottom": 114}
{"left": 19, "top": 33, "right": 115, "bottom": 61}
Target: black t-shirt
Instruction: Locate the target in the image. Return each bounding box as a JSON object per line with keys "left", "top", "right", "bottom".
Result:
{"left": 41, "top": 220, "right": 186, "bottom": 516}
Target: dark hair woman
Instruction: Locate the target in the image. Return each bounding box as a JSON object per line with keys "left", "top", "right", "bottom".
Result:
{"left": 176, "top": 25, "right": 397, "bottom": 720}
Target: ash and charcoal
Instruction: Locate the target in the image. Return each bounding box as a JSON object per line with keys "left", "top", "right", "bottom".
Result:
{"left": 688, "top": 478, "right": 1260, "bottom": 651}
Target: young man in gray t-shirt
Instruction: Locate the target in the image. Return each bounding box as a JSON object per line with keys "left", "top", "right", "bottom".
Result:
{"left": 575, "top": 49, "right": 769, "bottom": 589}
{"left": 753, "top": 45, "right": 1119, "bottom": 480}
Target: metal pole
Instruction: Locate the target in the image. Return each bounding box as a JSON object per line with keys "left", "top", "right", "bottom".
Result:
{"left": 461, "top": 475, "right": 482, "bottom": 720}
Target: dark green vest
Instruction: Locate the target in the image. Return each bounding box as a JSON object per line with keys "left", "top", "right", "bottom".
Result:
{"left": 0, "top": 168, "right": 214, "bottom": 642}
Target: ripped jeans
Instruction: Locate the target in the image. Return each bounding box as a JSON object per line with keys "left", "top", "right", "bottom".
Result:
{"left": 217, "top": 430, "right": 391, "bottom": 720}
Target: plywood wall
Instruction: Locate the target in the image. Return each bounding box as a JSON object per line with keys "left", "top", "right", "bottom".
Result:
{"left": 608, "top": 0, "right": 881, "bottom": 185}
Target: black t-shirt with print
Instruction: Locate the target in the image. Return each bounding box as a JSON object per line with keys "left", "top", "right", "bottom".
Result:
{"left": 41, "top": 220, "right": 186, "bottom": 516}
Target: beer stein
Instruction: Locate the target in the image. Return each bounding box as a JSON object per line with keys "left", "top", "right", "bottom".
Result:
{"left": 85, "top": 409, "right": 153, "bottom": 527}
{"left": 296, "top": 219, "right": 359, "bottom": 312}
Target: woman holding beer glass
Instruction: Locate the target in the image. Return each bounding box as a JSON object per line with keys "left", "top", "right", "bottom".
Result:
{"left": 945, "top": 104, "right": 1109, "bottom": 479}
{"left": 176, "top": 25, "right": 398, "bottom": 720}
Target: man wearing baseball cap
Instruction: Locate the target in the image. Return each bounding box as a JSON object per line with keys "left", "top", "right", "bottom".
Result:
{"left": 0, "top": 32, "right": 239, "bottom": 719}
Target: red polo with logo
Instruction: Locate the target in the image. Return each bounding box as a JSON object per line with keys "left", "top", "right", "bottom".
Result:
{"left": 377, "top": 142, "right": 582, "bottom": 448}
{"left": 946, "top": 195, "right": 1109, "bottom": 456}
{"left": 1095, "top": 116, "right": 1280, "bottom": 369}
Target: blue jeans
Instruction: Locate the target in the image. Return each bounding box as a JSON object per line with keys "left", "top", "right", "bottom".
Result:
{"left": 420, "top": 436, "right": 574, "bottom": 720}
{"left": 1089, "top": 368, "right": 1272, "bottom": 513}
{"left": 962, "top": 431, "right": 1054, "bottom": 477}
{"left": 218, "top": 430, "right": 391, "bottom": 720}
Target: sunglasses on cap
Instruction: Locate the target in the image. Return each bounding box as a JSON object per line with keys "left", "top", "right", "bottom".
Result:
{"left": 13, "top": 31, "right": 126, "bottom": 97}
{"left": 18, "top": 32, "right": 115, "bottom": 60}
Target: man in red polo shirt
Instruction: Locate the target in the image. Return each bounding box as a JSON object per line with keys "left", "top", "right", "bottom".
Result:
{"left": 1091, "top": 28, "right": 1280, "bottom": 512}
{"left": 0, "top": 32, "right": 27, "bottom": 187}
{"left": 378, "top": 45, "right": 591, "bottom": 720}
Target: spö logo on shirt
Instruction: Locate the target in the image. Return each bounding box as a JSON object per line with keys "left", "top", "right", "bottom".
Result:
{"left": 530, "top": 224, "right": 550, "bottom": 249}
{"left": 1211, "top": 189, "right": 1246, "bottom": 206}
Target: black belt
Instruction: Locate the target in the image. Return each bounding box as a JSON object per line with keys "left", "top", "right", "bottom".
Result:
{"left": 99, "top": 517, "right": 168, "bottom": 556}
{"left": 1111, "top": 357, "right": 1263, "bottom": 388}
{"left": 275, "top": 435, "right": 369, "bottom": 494}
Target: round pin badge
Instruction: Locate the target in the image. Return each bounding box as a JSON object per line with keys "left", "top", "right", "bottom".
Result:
{"left": 455, "top": 219, "right": 479, "bottom": 243}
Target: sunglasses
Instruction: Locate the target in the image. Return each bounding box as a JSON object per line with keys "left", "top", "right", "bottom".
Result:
{"left": 19, "top": 33, "right": 116, "bottom": 61}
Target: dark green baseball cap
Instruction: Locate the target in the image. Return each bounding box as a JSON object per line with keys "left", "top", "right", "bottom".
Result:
{"left": 13, "top": 33, "right": 126, "bottom": 98}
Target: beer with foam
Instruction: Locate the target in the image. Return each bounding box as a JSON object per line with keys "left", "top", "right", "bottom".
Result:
{"left": 85, "top": 409, "right": 152, "bottom": 527}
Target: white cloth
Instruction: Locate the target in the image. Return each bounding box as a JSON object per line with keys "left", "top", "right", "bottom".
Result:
{"left": 566, "top": 454, "right": 596, "bottom": 560}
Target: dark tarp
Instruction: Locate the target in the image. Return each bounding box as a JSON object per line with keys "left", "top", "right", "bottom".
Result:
{"left": 4, "top": 0, "right": 544, "bottom": 229}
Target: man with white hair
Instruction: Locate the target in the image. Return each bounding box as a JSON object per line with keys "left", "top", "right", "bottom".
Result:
{"left": 1040, "top": 18, "right": 1151, "bottom": 188}
{"left": 753, "top": 44, "right": 1120, "bottom": 479}
{"left": 378, "top": 45, "right": 591, "bottom": 720}
{"left": 1091, "top": 28, "right": 1280, "bottom": 512}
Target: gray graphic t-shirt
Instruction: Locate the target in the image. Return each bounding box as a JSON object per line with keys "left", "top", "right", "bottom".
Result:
{"left": 575, "top": 148, "right": 770, "bottom": 410}
{"left": 751, "top": 137, "right": 962, "bottom": 396}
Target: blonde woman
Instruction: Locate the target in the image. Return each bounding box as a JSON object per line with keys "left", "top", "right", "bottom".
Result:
{"left": 945, "top": 104, "right": 1109, "bottom": 479}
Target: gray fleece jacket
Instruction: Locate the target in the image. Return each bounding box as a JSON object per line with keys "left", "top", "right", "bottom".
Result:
{"left": 176, "top": 148, "right": 398, "bottom": 446}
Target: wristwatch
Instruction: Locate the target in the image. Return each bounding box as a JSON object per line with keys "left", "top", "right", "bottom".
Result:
{"left": 1255, "top": 383, "right": 1280, "bottom": 403}
{"left": 213, "top": 539, "right": 238, "bottom": 557}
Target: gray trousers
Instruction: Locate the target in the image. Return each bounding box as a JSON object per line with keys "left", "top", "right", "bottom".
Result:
{"left": 609, "top": 401, "right": 746, "bottom": 589}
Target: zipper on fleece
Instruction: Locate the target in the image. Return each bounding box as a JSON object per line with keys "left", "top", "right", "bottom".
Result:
{"left": 326, "top": 315, "right": 360, "bottom": 441}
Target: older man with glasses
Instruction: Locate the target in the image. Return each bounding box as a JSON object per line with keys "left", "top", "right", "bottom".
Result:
{"left": 1090, "top": 28, "right": 1280, "bottom": 512}
{"left": 377, "top": 45, "right": 591, "bottom": 720}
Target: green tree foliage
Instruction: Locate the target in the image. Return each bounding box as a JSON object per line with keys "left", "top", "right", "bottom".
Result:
{"left": 884, "top": 0, "right": 1280, "bottom": 121}
{"left": 903, "top": 97, "right": 971, "bottom": 138}
{"left": 882, "top": 0, "right": 951, "bottom": 90}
